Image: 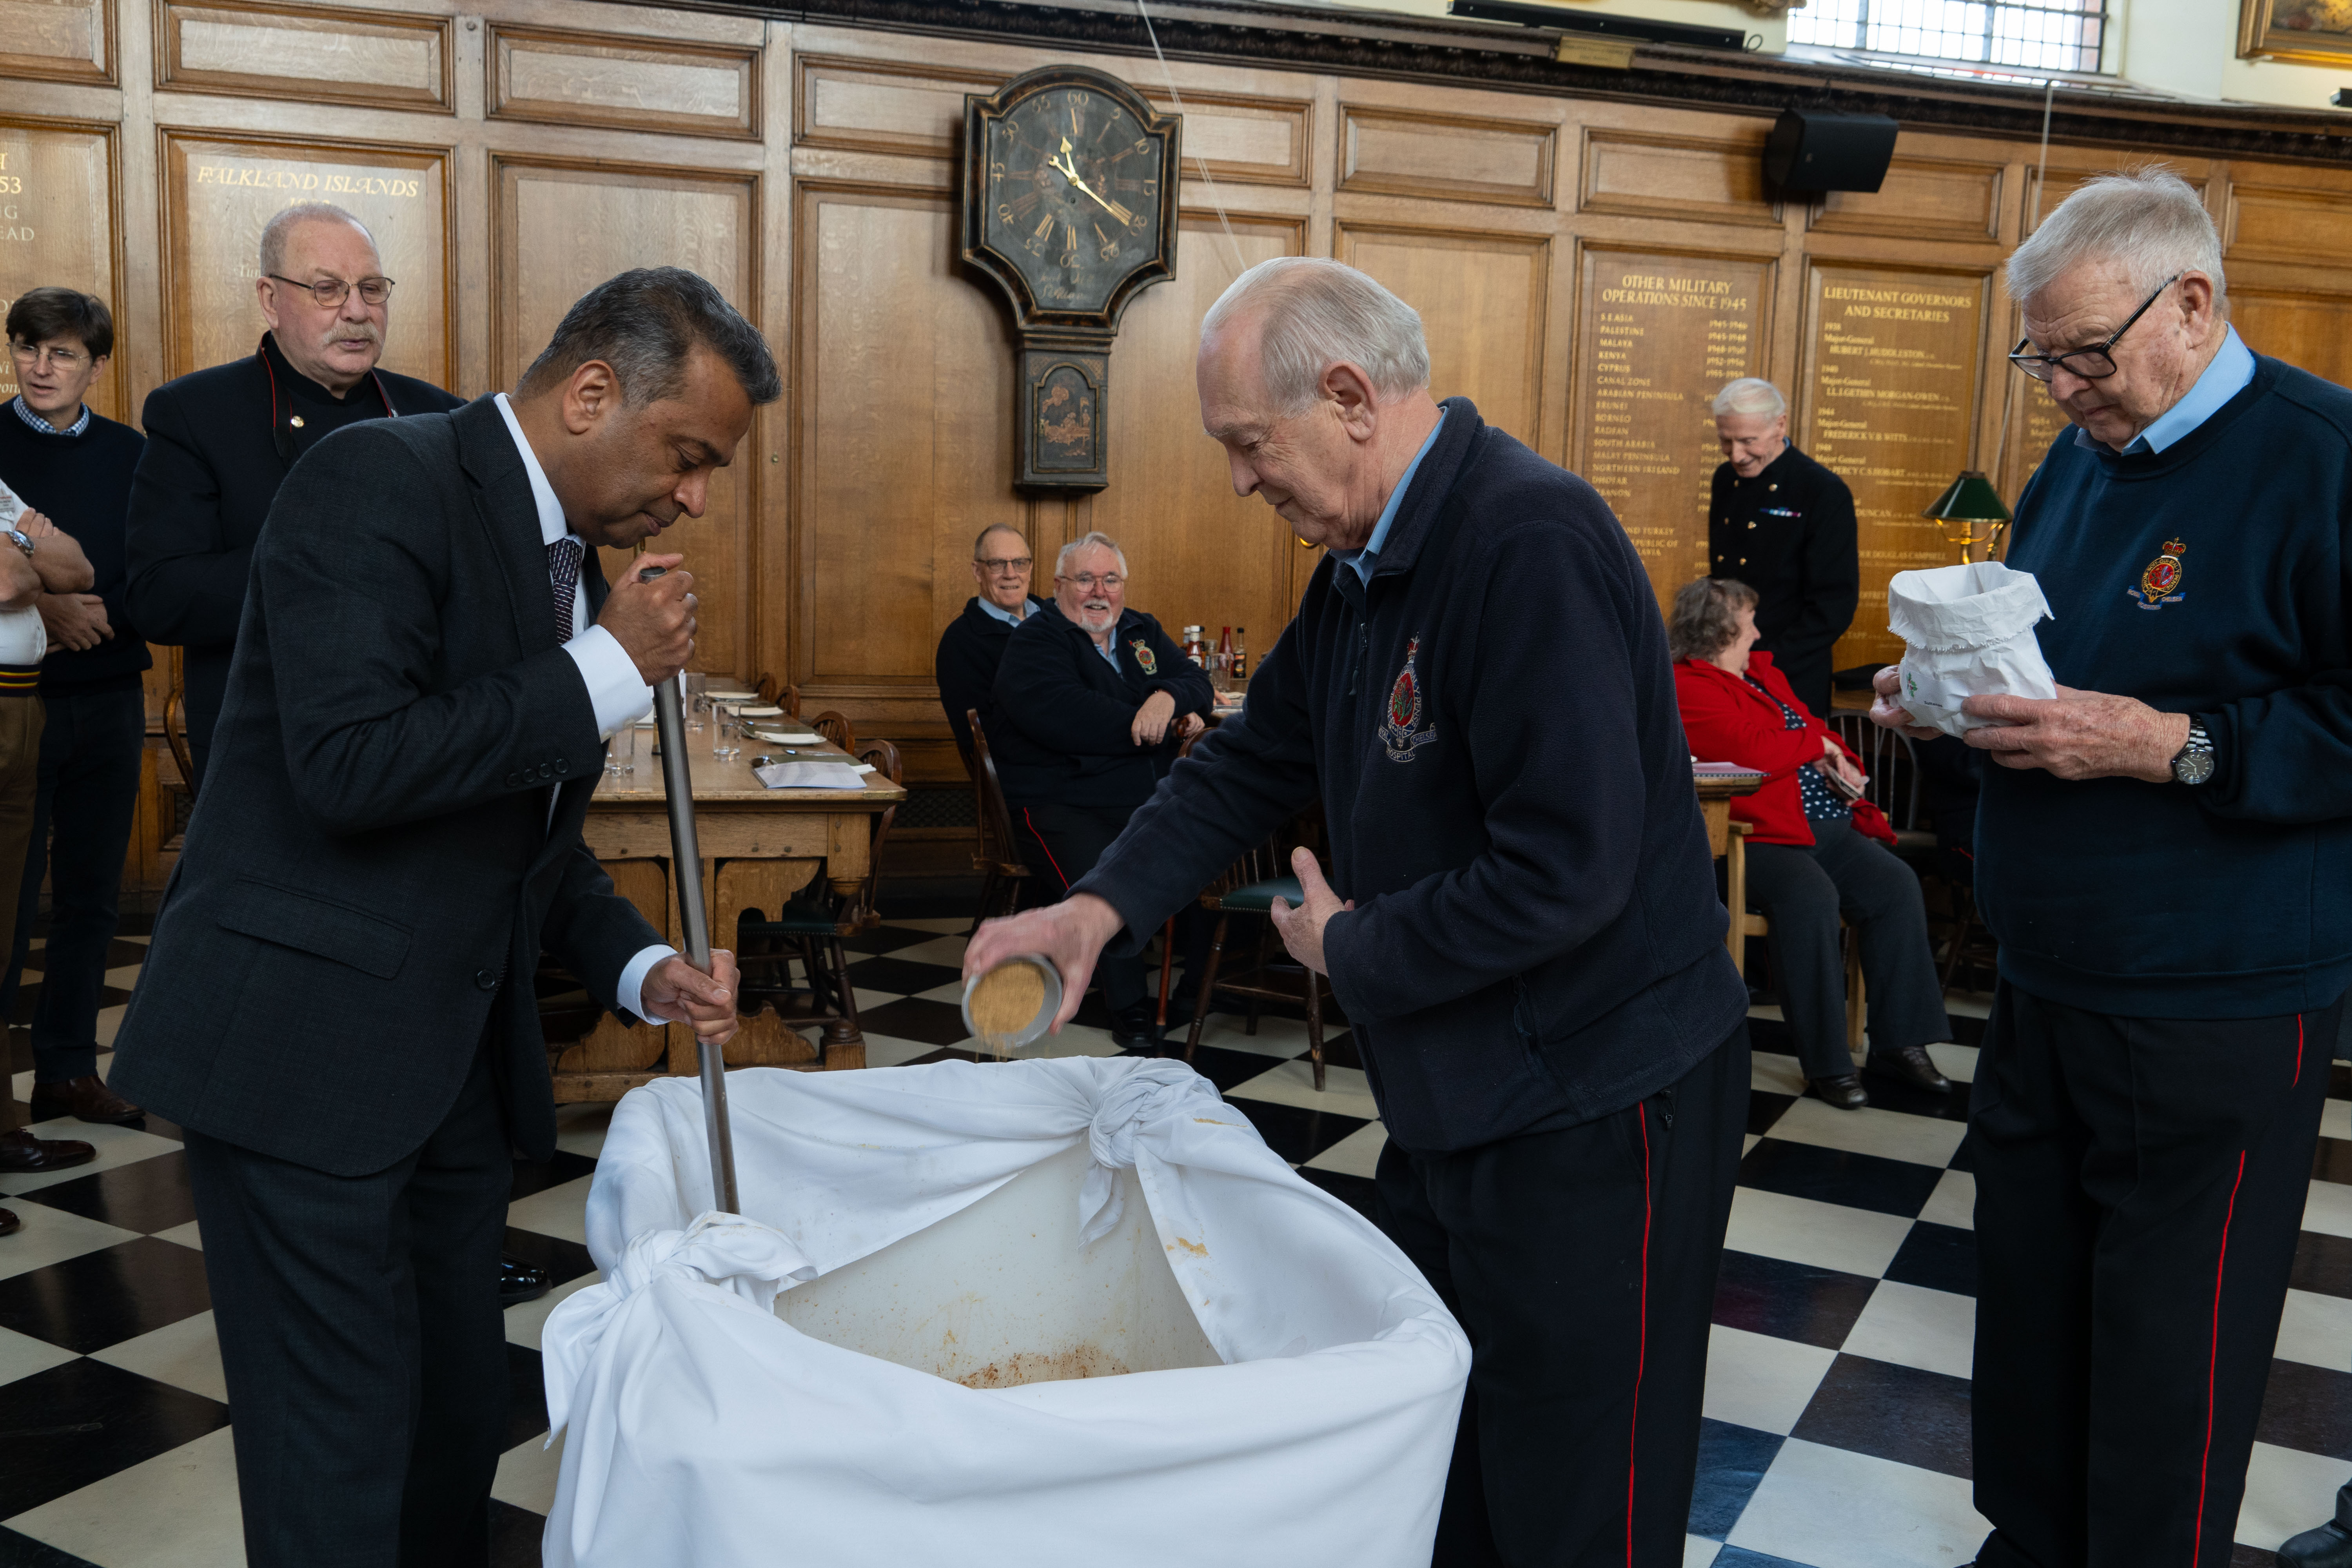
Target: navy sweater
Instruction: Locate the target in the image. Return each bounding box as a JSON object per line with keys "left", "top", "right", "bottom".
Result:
{"left": 1073, "top": 400, "right": 1748, "bottom": 1153}
{"left": 988, "top": 600, "right": 1212, "bottom": 811}
{"left": 0, "top": 405, "right": 151, "bottom": 694}
{"left": 1984, "top": 355, "right": 2352, "bottom": 1018}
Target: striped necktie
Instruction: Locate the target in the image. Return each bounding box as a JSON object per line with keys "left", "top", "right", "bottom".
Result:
{"left": 548, "top": 536, "right": 584, "bottom": 644}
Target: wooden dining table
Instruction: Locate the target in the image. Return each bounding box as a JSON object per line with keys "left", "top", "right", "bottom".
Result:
{"left": 546, "top": 724, "right": 907, "bottom": 1103}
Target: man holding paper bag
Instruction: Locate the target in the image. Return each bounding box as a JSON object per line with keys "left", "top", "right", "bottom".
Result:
{"left": 1871, "top": 169, "right": 2352, "bottom": 1568}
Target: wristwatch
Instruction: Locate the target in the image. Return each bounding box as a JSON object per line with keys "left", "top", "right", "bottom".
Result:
{"left": 5, "top": 529, "right": 33, "bottom": 559}
{"left": 2171, "top": 720, "right": 2216, "bottom": 786}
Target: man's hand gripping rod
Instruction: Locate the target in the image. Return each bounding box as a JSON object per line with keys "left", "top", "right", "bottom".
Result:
{"left": 639, "top": 565, "right": 739, "bottom": 1215}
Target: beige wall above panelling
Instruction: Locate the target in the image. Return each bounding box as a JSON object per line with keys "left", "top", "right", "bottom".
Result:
{"left": 156, "top": 0, "right": 451, "bottom": 112}
{"left": 1338, "top": 103, "right": 1556, "bottom": 208}
{"left": 158, "top": 129, "right": 453, "bottom": 386}
{"left": 0, "top": 115, "right": 122, "bottom": 418}
{"left": 489, "top": 24, "right": 759, "bottom": 139}
{"left": 492, "top": 153, "right": 759, "bottom": 672}
{"left": 0, "top": 0, "right": 113, "bottom": 85}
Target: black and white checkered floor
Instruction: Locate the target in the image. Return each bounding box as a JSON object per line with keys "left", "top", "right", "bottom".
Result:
{"left": 7, "top": 913, "right": 2352, "bottom": 1567}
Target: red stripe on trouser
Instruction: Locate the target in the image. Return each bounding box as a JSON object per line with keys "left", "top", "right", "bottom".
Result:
{"left": 2295, "top": 1013, "right": 2306, "bottom": 1087}
{"left": 1020, "top": 809, "right": 1071, "bottom": 893}
{"left": 2190, "top": 1149, "right": 2249, "bottom": 1568}
{"left": 1626, "top": 1104, "right": 1653, "bottom": 1566}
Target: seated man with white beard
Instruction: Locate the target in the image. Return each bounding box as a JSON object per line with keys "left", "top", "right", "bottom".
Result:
{"left": 987, "top": 531, "right": 1212, "bottom": 1049}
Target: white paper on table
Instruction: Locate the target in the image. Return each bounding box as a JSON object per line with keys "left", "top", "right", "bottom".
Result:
{"left": 750, "top": 729, "right": 823, "bottom": 744}
{"left": 1888, "top": 561, "right": 2057, "bottom": 738}
{"left": 754, "top": 760, "right": 867, "bottom": 790}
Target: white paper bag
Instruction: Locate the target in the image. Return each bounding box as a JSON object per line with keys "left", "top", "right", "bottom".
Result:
{"left": 1888, "top": 561, "right": 2056, "bottom": 737}
{"left": 540, "top": 1058, "right": 1470, "bottom": 1568}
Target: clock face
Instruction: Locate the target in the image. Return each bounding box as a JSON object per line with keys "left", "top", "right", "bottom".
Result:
{"left": 981, "top": 84, "right": 1170, "bottom": 316}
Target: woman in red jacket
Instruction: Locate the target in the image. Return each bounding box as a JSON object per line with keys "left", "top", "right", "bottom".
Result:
{"left": 1671, "top": 576, "right": 1953, "bottom": 1110}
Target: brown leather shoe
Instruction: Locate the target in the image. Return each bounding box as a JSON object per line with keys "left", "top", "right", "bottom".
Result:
{"left": 29, "top": 1075, "right": 145, "bottom": 1127}
{"left": 0, "top": 1126, "right": 97, "bottom": 1173}
{"left": 0, "top": 1207, "right": 19, "bottom": 1237}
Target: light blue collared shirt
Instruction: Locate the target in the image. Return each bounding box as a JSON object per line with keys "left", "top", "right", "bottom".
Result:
{"left": 1093, "top": 635, "right": 1120, "bottom": 670}
{"left": 978, "top": 595, "right": 1038, "bottom": 628}
{"left": 2076, "top": 327, "right": 2256, "bottom": 456}
{"left": 1330, "top": 408, "right": 1448, "bottom": 585}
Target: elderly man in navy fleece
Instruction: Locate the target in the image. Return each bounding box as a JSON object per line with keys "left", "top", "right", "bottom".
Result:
{"left": 967, "top": 257, "right": 1749, "bottom": 1565}
{"left": 1870, "top": 169, "right": 2352, "bottom": 1568}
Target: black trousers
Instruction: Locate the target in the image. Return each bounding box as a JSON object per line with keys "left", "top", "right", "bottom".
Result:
{"left": 1971, "top": 981, "right": 2344, "bottom": 1568}
{"left": 1016, "top": 799, "right": 1149, "bottom": 1010}
{"left": 1743, "top": 818, "right": 1951, "bottom": 1081}
{"left": 0, "top": 685, "right": 145, "bottom": 1083}
{"left": 183, "top": 1038, "right": 512, "bottom": 1568}
{"left": 1377, "top": 1027, "right": 1749, "bottom": 1567}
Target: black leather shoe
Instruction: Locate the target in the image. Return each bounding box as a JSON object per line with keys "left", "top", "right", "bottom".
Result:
{"left": 29, "top": 1074, "right": 145, "bottom": 1126}
{"left": 500, "top": 1254, "right": 550, "bottom": 1308}
{"left": 1110, "top": 1003, "right": 1162, "bottom": 1051}
{"left": 2281, "top": 1484, "right": 2352, "bottom": 1568}
{"left": 0, "top": 1207, "right": 19, "bottom": 1238}
{"left": 0, "top": 1127, "right": 96, "bottom": 1173}
{"left": 1866, "top": 1045, "right": 1953, "bottom": 1096}
{"left": 1810, "top": 1074, "right": 1869, "bottom": 1111}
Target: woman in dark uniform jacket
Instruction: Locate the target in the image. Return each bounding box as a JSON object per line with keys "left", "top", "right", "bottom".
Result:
{"left": 1671, "top": 575, "right": 1952, "bottom": 1109}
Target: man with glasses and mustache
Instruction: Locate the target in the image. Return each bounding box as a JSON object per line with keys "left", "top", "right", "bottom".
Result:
{"left": 119, "top": 203, "right": 559, "bottom": 1308}
{"left": 935, "top": 521, "right": 1045, "bottom": 768}
{"left": 1869, "top": 169, "right": 2352, "bottom": 1568}
{"left": 127, "top": 200, "right": 462, "bottom": 793}
{"left": 988, "top": 531, "right": 1211, "bottom": 1047}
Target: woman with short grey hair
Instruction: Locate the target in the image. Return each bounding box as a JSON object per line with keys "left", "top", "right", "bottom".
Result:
{"left": 1671, "top": 575, "right": 1953, "bottom": 1109}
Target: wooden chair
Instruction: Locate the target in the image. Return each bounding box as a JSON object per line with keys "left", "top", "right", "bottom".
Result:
{"left": 754, "top": 673, "right": 803, "bottom": 718}
{"left": 733, "top": 739, "right": 903, "bottom": 1055}
{"left": 1181, "top": 808, "right": 1334, "bottom": 1091}
{"left": 809, "top": 709, "right": 856, "bottom": 753}
{"left": 1724, "top": 820, "right": 1866, "bottom": 1054}
{"left": 964, "top": 708, "right": 1030, "bottom": 927}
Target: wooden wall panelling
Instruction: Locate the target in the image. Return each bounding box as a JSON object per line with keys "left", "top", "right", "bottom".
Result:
{"left": 1338, "top": 103, "right": 1555, "bottom": 209}
{"left": 2020, "top": 155, "right": 2215, "bottom": 236}
{"left": 1579, "top": 125, "right": 1781, "bottom": 229}
{"left": 0, "top": 114, "right": 124, "bottom": 421}
{"left": 1147, "top": 90, "right": 1312, "bottom": 189}
{"left": 0, "top": 0, "right": 114, "bottom": 85}
{"left": 1095, "top": 211, "right": 1306, "bottom": 671}
{"left": 1337, "top": 221, "right": 1550, "bottom": 456}
{"left": 492, "top": 153, "right": 759, "bottom": 676}
{"left": 790, "top": 179, "right": 1024, "bottom": 732}
{"left": 1573, "top": 243, "right": 1777, "bottom": 615}
{"left": 2224, "top": 173, "right": 2352, "bottom": 267}
{"left": 1798, "top": 260, "right": 1992, "bottom": 671}
{"left": 488, "top": 24, "right": 759, "bottom": 140}
{"left": 156, "top": 0, "right": 452, "bottom": 113}
{"left": 792, "top": 54, "right": 999, "bottom": 158}
{"left": 158, "top": 128, "right": 453, "bottom": 385}
{"left": 1808, "top": 152, "right": 2005, "bottom": 244}
{"left": 2226, "top": 281, "right": 2352, "bottom": 389}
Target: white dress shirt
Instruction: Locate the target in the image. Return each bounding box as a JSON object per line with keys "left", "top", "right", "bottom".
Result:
{"left": 492, "top": 393, "right": 681, "bottom": 1025}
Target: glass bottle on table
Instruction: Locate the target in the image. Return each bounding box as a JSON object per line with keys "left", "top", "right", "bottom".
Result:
{"left": 1232, "top": 628, "right": 1247, "bottom": 682}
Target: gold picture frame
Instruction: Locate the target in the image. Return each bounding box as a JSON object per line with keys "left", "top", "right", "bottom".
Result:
{"left": 2239, "top": 0, "right": 2352, "bottom": 64}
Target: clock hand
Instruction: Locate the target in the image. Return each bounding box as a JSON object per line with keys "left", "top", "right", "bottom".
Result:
{"left": 1048, "top": 144, "right": 1136, "bottom": 228}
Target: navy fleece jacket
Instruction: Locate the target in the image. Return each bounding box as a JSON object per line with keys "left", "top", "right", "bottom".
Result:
{"left": 1982, "top": 355, "right": 2352, "bottom": 1018}
{"left": 1071, "top": 399, "right": 1748, "bottom": 1153}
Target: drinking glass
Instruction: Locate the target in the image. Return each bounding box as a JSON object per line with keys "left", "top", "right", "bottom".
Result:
{"left": 685, "top": 671, "right": 707, "bottom": 732}
{"left": 605, "top": 722, "right": 635, "bottom": 778}
{"left": 712, "top": 704, "right": 741, "bottom": 761}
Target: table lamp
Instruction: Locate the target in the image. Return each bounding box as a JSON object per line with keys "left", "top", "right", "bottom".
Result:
{"left": 1922, "top": 470, "right": 2012, "bottom": 564}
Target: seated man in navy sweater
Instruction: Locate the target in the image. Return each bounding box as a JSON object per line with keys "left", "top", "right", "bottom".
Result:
{"left": 1869, "top": 169, "right": 2352, "bottom": 1568}
{"left": 0, "top": 287, "right": 151, "bottom": 1130}
{"left": 969, "top": 258, "right": 1748, "bottom": 1563}
{"left": 986, "top": 531, "right": 1210, "bottom": 1048}
{"left": 935, "top": 522, "right": 1044, "bottom": 767}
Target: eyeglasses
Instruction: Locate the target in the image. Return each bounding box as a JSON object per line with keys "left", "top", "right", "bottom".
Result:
{"left": 2008, "top": 273, "right": 2180, "bottom": 383}
{"left": 1057, "top": 572, "right": 1124, "bottom": 592}
{"left": 977, "top": 556, "right": 1033, "bottom": 574}
{"left": 267, "top": 273, "right": 396, "bottom": 309}
{"left": 7, "top": 341, "right": 89, "bottom": 370}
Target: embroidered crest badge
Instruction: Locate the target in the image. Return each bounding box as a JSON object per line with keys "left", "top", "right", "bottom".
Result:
{"left": 1378, "top": 636, "right": 1439, "bottom": 762}
{"left": 1130, "top": 638, "right": 1158, "bottom": 676}
{"left": 2129, "top": 538, "right": 2187, "bottom": 610}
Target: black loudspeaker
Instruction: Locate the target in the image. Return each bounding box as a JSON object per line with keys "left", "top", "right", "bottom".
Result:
{"left": 1764, "top": 108, "right": 1899, "bottom": 194}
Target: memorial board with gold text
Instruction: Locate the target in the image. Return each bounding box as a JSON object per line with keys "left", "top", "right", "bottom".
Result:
{"left": 1800, "top": 263, "right": 1989, "bottom": 670}
{"left": 0, "top": 119, "right": 119, "bottom": 419}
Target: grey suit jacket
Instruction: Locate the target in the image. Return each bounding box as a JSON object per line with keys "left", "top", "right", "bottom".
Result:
{"left": 110, "top": 394, "right": 661, "bottom": 1176}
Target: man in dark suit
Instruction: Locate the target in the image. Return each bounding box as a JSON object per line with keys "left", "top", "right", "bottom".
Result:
{"left": 126, "top": 200, "right": 464, "bottom": 791}
{"left": 107, "top": 267, "right": 775, "bottom": 1568}
{"left": 1708, "top": 377, "right": 1858, "bottom": 719}
{"left": 935, "top": 521, "right": 1044, "bottom": 765}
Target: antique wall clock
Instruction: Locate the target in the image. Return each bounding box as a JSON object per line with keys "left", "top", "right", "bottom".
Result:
{"left": 962, "top": 65, "right": 1181, "bottom": 492}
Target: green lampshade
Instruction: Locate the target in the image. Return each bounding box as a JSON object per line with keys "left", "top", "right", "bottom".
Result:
{"left": 1921, "top": 470, "right": 2012, "bottom": 522}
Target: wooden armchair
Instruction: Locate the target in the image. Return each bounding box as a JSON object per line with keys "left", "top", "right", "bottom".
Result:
{"left": 1181, "top": 806, "right": 1335, "bottom": 1091}
{"left": 965, "top": 708, "right": 1029, "bottom": 928}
